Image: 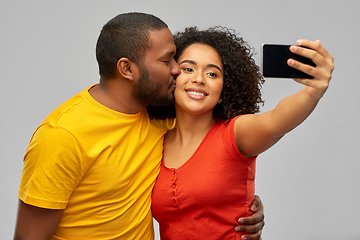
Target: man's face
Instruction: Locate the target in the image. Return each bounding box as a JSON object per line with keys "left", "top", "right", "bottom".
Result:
{"left": 132, "top": 28, "right": 180, "bottom": 107}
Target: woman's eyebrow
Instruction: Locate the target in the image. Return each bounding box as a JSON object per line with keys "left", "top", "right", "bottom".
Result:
{"left": 179, "top": 59, "right": 196, "bottom": 65}
{"left": 207, "top": 64, "right": 222, "bottom": 73}
{"left": 179, "top": 60, "right": 222, "bottom": 73}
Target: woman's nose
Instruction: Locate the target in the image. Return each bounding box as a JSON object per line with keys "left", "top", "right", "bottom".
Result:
{"left": 191, "top": 72, "right": 205, "bottom": 84}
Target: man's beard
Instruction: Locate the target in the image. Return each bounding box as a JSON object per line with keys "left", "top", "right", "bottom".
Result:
{"left": 132, "top": 65, "right": 175, "bottom": 107}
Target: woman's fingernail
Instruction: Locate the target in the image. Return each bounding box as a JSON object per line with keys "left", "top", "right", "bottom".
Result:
{"left": 291, "top": 45, "right": 298, "bottom": 52}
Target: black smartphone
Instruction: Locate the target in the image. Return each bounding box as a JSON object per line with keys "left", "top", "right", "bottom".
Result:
{"left": 261, "top": 44, "right": 315, "bottom": 79}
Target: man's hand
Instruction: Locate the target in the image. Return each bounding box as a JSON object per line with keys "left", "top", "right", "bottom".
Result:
{"left": 234, "top": 195, "right": 265, "bottom": 240}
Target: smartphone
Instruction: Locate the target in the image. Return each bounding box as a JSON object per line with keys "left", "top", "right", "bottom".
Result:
{"left": 261, "top": 44, "right": 315, "bottom": 79}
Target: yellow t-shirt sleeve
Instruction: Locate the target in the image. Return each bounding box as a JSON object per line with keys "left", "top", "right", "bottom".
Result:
{"left": 19, "top": 123, "right": 84, "bottom": 209}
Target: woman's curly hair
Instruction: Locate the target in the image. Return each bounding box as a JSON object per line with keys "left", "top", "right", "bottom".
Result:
{"left": 147, "top": 26, "right": 264, "bottom": 122}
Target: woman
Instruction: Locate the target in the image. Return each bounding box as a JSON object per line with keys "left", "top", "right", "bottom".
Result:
{"left": 148, "top": 27, "right": 334, "bottom": 239}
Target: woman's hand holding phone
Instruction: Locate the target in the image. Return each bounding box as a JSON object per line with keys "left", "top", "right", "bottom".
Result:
{"left": 288, "top": 39, "right": 334, "bottom": 100}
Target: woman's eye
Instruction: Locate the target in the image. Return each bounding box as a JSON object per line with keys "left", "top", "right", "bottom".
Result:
{"left": 207, "top": 72, "right": 217, "bottom": 77}
{"left": 183, "top": 68, "right": 193, "bottom": 72}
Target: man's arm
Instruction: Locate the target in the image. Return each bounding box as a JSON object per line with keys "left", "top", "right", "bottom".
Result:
{"left": 13, "top": 200, "right": 63, "bottom": 240}
{"left": 234, "top": 195, "right": 265, "bottom": 240}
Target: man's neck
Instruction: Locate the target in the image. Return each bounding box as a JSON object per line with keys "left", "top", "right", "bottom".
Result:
{"left": 89, "top": 78, "right": 145, "bottom": 114}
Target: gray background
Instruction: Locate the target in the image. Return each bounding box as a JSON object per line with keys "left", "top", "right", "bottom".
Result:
{"left": 1, "top": 1, "right": 359, "bottom": 239}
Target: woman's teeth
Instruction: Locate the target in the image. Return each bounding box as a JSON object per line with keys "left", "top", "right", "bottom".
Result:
{"left": 187, "top": 91, "right": 205, "bottom": 96}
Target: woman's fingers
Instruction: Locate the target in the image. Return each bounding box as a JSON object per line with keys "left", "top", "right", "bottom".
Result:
{"left": 288, "top": 40, "right": 334, "bottom": 80}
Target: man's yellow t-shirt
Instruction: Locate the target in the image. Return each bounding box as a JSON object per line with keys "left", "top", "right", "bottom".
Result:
{"left": 19, "top": 85, "right": 173, "bottom": 239}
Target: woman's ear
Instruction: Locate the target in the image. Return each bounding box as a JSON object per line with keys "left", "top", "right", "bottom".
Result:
{"left": 116, "top": 57, "right": 138, "bottom": 81}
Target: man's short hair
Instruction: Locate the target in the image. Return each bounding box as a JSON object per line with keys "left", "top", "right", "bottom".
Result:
{"left": 96, "top": 12, "right": 168, "bottom": 78}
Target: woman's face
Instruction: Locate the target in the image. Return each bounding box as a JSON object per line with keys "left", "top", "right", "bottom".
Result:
{"left": 174, "top": 43, "right": 224, "bottom": 116}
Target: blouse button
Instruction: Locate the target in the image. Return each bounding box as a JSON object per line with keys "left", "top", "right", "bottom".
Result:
{"left": 172, "top": 184, "right": 176, "bottom": 189}
{"left": 172, "top": 190, "right": 175, "bottom": 196}
{"left": 172, "top": 198, "right": 177, "bottom": 204}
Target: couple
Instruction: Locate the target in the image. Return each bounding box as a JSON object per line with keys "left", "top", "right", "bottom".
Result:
{"left": 14, "top": 12, "right": 333, "bottom": 240}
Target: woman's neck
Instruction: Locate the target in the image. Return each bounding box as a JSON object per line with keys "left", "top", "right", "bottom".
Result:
{"left": 172, "top": 109, "right": 215, "bottom": 143}
{"left": 163, "top": 109, "right": 215, "bottom": 168}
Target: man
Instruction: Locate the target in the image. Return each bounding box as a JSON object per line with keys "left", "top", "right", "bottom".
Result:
{"left": 14, "top": 12, "right": 264, "bottom": 240}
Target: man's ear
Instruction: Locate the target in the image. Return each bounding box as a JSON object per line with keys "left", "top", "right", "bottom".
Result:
{"left": 117, "top": 57, "right": 138, "bottom": 81}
